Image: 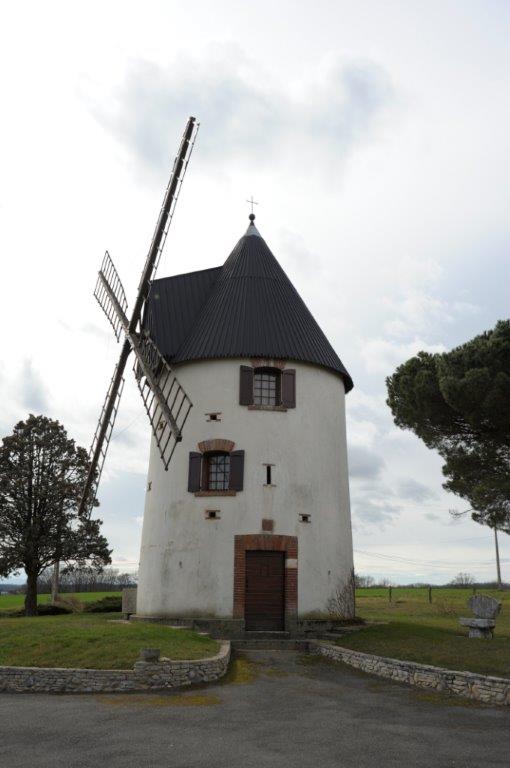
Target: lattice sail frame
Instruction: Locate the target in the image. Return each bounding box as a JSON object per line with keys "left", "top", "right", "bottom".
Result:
{"left": 134, "top": 335, "right": 192, "bottom": 470}
{"left": 94, "top": 252, "right": 128, "bottom": 341}
{"left": 87, "top": 366, "right": 125, "bottom": 505}
{"left": 139, "top": 123, "right": 200, "bottom": 289}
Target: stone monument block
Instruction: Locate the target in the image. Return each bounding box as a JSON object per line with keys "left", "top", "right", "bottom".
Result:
{"left": 122, "top": 587, "right": 138, "bottom": 617}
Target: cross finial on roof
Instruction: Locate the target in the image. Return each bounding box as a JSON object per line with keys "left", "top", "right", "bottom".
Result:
{"left": 246, "top": 195, "right": 259, "bottom": 218}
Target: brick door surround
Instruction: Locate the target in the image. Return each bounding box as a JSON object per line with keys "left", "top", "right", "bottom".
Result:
{"left": 233, "top": 534, "right": 298, "bottom": 630}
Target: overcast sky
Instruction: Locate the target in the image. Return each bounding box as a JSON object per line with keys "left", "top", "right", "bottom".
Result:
{"left": 1, "top": 0, "right": 509, "bottom": 584}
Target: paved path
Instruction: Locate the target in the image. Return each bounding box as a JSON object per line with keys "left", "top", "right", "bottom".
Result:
{"left": 1, "top": 650, "right": 509, "bottom": 767}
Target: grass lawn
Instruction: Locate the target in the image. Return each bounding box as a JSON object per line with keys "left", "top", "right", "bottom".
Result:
{"left": 0, "top": 591, "right": 121, "bottom": 612}
{"left": 343, "top": 588, "right": 510, "bottom": 678}
{"left": 0, "top": 613, "right": 219, "bottom": 669}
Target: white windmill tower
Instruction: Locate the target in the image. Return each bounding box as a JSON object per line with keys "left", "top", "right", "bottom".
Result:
{"left": 81, "top": 117, "right": 355, "bottom": 634}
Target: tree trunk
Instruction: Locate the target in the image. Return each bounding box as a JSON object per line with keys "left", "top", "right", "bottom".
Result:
{"left": 494, "top": 527, "right": 502, "bottom": 590}
{"left": 51, "top": 560, "right": 60, "bottom": 603}
{"left": 24, "top": 570, "right": 38, "bottom": 616}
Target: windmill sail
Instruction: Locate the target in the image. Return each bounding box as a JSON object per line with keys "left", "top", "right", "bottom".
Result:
{"left": 86, "top": 367, "right": 125, "bottom": 507}
{"left": 134, "top": 335, "right": 192, "bottom": 469}
{"left": 94, "top": 251, "right": 128, "bottom": 341}
{"left": 138, "top": 121, "right": 200, "bottom": 291}
{"left": 78, "top": 116, "right": 198, "bottom": 516}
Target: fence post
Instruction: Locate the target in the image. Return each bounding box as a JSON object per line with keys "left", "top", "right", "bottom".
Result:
{"left": 389, "top": 586, "right": 392, "bottom": 603}
{"left": 428, "top": 585, "right": 432, "bottom": 604}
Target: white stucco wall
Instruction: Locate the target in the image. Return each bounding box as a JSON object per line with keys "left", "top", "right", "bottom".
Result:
{"left": 136, "top": 358, "right": 353, "bottom": 619}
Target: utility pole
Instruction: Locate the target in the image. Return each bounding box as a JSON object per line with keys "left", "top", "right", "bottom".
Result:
{"left": 494, "top": 527, "right": 502, "bottom": 590}
{"left": 51, "top": 560, "right": 60, "bottom": 603}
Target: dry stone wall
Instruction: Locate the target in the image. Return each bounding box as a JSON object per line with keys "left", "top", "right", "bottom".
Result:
{"left": 312, "top": 641, "right": 510, "bottom": 706}
{"left": 0, "top": 642, "right": 230, "bottom": 694}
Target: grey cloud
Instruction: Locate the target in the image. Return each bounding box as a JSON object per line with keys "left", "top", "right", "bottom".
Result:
{"left": 89, "top": 50, "right": 393, "bottom": 178}
{"left": 353, "top": 498, "right": 400, "bottom": 526}
{"left": 423, "top": 512, "right": 441, "bottom": 521}
{"left": 398, "top": 478, "right": 438, "bottom": 502}
{"left": 20, "top": 360, "right": 48, "bottom": 413}
{"left": 349, "top": 444, "right": 385, "bottom": 480}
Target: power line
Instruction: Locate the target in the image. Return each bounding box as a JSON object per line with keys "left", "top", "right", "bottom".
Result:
{"left": 353, "top": 548, "right": 504, "bottom": 569}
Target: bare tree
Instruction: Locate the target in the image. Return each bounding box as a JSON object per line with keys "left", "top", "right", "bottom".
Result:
{"left": 449, "top": 572, "right": 475, "bottom": 586}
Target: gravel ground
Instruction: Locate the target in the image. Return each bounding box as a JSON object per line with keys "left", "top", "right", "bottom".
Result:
{"left": 1, "top": 650, "right": 509, "bottom": 768}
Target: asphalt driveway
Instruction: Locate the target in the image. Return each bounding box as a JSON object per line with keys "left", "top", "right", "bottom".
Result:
{"left": 1, "top": 650, "right": 509, "bottom": 768}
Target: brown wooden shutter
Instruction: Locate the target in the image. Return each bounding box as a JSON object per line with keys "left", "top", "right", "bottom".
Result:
{"left": 188, "top": 452, "right": 202, "bottom": 492}
{"left": 239, "top": 365, "right": 254, "bottom": 405}
{"left": 281, "top": 369, "right": 296, "bottom": 408}
{"left": 229, "top": 450, "right": 245, "bottom": 491}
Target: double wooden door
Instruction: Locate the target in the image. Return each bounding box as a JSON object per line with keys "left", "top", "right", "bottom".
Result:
{"left": 245, "top": 551, "right": 285, "bottom": 631}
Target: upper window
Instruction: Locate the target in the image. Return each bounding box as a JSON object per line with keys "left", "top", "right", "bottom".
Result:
{"left": 240, "top": 365, "right": 296, "bottom": 409}
{"left": 253, "top": 368, "right": 280, "bottom": 406}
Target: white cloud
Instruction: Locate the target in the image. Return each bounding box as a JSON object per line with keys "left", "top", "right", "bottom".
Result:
{"left": 19, "top": 360, "right": 49, "bottom": 414}
{"left": 360, "top": 337, "right": 446, "bottom": 376}
{"left": 383, "top": 292, "right": 479, "bottom": 338}
{"left": 87, "top": 48, "right": 393, "bottom": 182}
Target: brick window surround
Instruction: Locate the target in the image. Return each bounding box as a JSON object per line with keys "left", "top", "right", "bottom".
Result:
{"left": 233, "top": 534, "right": 298, "bottom": 627}
{"left": 198, "top": 439, "right": 235, "bottom": 454}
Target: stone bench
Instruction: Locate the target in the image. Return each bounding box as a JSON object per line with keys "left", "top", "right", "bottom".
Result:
{"left": 459, "top": 617, "right": 496, "bottom": 639}
{"left": 459, "top": 594, "right": 501, "bottom": 639}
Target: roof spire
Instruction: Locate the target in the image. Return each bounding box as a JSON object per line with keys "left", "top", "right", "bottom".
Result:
{"left": 245, "top": 196, "right": 261, "bottom": 237}
{"left": 246, "top": 195, "right": 258, "bottom": 215}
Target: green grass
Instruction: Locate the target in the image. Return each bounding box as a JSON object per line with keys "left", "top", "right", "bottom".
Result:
{"left": 343, "top": 587, "right": 510, "bottom": 677}
{"left": 0, "top": 612, "right": 219, "bottom": 669}
{"left": 0, "top": 591, "right": 121, "bottom": 612}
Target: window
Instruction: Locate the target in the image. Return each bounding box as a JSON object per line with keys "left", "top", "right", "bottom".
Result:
{"left": 205, "top": 452, "right": 230, "bottom": 491}
{"left": 254, "top": 369, "right": 280, "bottom": 406}
{"left": 188, "top": 449, "right": 245, "bottom": 494}
{"left": 240, "top": 365, "right": 296, "bottom": 408}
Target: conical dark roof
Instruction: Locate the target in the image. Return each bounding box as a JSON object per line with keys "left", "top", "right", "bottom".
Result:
{"left": 145, "top": 221, "right": 353, "bottom": 392}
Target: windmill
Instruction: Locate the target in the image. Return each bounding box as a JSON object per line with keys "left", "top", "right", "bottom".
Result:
{"left": 78, "top": 116, "right": 199, "bottom": 516}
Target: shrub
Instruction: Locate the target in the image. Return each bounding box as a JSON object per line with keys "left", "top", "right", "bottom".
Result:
{"left": 54, "top": 596, "right": 84, "bottom": 613}
{"left": 36, "top": 603, "right": 72, "bottom": 616}
{"left": 85, "top": 596, "right": 122, "bottom": 613}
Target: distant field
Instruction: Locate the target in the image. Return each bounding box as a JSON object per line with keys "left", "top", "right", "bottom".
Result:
{"left": 355, "top": 586, "right": 507, "bottom": 601}
{"left": 347, "top": 587, "right": 510, "bottom": 677}
{"left": 0, "top": 591, "right": 121, "bottom": 611}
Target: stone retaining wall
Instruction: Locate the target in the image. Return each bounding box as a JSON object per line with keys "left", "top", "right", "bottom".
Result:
{"left": 312, "top": 641, "right": 510, "bottom": 706}
{"left": 0, "top": 642, "right": 230, "bottom": 694}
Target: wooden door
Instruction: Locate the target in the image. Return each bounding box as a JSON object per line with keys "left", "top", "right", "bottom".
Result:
{"left": 245, "top": 551, "right": 285, "bottom": 631}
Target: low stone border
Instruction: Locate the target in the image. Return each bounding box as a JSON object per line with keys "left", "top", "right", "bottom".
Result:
{"left": 0, "top": 642, "right": 230, "bottom": 694}
{"left": 311, "top": 641, "right": 510, "bottom": 706}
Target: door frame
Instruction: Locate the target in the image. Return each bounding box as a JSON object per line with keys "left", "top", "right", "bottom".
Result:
{"left": 233, "top": 534, "right": 298, "bottom": 631}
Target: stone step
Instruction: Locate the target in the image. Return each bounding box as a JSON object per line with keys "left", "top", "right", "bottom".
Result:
{"left": 232, "top": 638, "right": 311, "bottom": 651}
{"left": 244, "top": 631, "right": 291, "bottom": 639}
